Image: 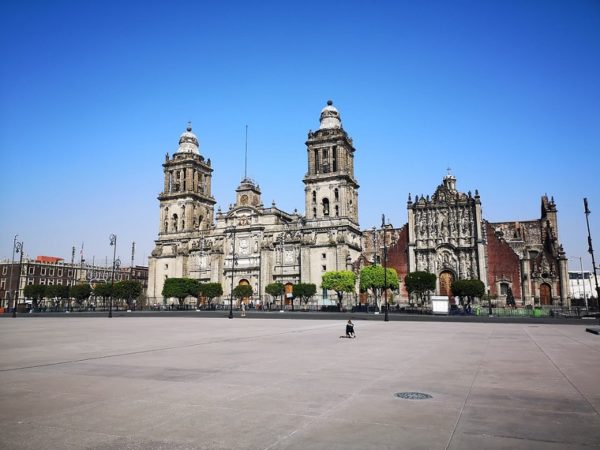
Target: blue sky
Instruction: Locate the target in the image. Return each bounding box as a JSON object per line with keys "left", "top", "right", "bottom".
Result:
{"left": 1, "top": 0, "right": 599, "bottom": 271}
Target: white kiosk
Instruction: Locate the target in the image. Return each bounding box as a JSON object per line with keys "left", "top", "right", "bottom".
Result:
{"left": 431, "top": 296, "right": 449, "bottom": 315}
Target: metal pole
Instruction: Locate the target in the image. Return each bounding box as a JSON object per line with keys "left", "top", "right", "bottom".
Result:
{"left": 584, "top": 198, "right": 600, "bottom": 315}
{"left": 109, "top": 234, "right": 117, "bottom": 318}
{"left": 383, "top": 214, "right": 389, "bottom": 322}
{"left": 7, "top": 235, "right": 17, "bottom": 311}
{"left": 229, "top": 227, "right": 236, "bottom": 319}
{"left": 13, "top": 241, "right": 23, "bottom": 318}
{"left": 371, "top": 226, "right": 377, "bottom": 312}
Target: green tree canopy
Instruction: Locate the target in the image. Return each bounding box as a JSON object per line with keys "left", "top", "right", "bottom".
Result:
{"left": 322, "top": 271, "right": 356, "bottom": 310}
{"left": 359, "top": 265, "right": 399, "bottom": 292}
{"left": 292, "top": 283, "right": 317, "bottom": 311}
{"left": 94, "top": 283, "right": 113, "bottom": 300}
{"left": 24, "top": 284, "right": 46, "bottom": 311}
{"left": 232, "top": 284, "right": 253, "bottom": 299}
{"left": 451, "top": 279, "right": 485, "bottom": 305}
{"left": 198, "top": 282, "right": 223, "bottom": 307}
{"left": 45, "top": 284, "right": 70, "bottom": 300}
{"left": 113, "top": 280, "right": 143, "bottom": 308}
{"left": 404, "top": 271, "right": 437, "bottom": 305}
{"left": 70, "top": 284, "right": 92, "bottom": 306}
{"left": 265, "top": 282, "right": 284, "bottom": 298}
{"left": 162, "top": 278, "right": 197, "bottom": 306}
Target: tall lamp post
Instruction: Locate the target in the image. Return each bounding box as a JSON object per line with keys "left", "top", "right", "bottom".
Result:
{"left": 371, "top": 226, "right": 378, "bottom": 312}
{"left": 584, "top": 199, "right": 600, "bottom": 314}
{"left": 227, "top": 226, "right": 237, "bottom": 319}
{"left": 7, "top": 235, "right": 18, "bottom": 311}
{"left": 382, "top": 214, "right": 389, "bottom": 322}
{"left": 11, "top": 238, "right": 24, "bottom": 318}
{"left": 109, "top": 234, "right": 119, "bottom": 318}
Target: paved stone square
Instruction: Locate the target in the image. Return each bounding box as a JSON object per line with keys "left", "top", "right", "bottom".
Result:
{"left": 1, "top": 317, "right": 599, "bottom": 449}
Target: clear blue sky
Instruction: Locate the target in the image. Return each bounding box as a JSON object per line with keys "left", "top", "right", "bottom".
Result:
{"left": 1, "top": 0, "right": 599, "bottom": 271}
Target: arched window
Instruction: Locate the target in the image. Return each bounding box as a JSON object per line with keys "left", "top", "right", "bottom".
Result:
{"left": 322, "top": 149, "right": 329, "bottom": 173}
{"left": 322, "top": 198, "right": 330, "bottom": 216}
{"left": 312, "top": 191, "right": 317, "bottom": 203}
{"left": 334, "top": 188, "right": 339, "bottom": 201}
{"left": 332, "top": 146, "right": 337, "bottom": 172}
{"left": 312, "top": 207, "right": 317, "bottom": 218}
{"left": 314, "top": 149, "right": 319, "bottom": 174}
{"left": 335, "top": 205, "right": 339, "bottom": 217}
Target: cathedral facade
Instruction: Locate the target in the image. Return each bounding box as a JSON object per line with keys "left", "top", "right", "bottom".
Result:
{"left": 148, "top": 102, "right": 570, "bottom": 308}
{"left": 147, "top": 102, "right": 362, "bottom": 305}
{"left": 361, "top": 175, "right": 570, "bottom": 307}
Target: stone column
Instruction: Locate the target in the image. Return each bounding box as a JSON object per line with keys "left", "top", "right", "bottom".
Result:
{"left": 521, "top": 255, "right": 531, "bottom": 305}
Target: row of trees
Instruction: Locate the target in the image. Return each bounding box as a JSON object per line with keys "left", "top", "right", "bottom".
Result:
{"left": 23, "top": 280, "right": 143, "bottom": 311}
{"left": 160, "top": 269, "right": 487, "bottom": 310}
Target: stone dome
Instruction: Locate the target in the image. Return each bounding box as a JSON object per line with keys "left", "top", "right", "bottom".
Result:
{"left": 176, "top": 123, "right": 200, "bottom": 154}
{"left": 319, "top": 100, "right": 342, "bottom": 129}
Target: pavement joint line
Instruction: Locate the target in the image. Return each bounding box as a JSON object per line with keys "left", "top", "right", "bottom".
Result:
{"left": 444, "top": 327, "right": 492, "bottom": 450}
{"left": 0, "top": 323, "right": 341, "bottom": 373}
{"left": 523, "top": 326, "right": 600, "bottom": 417}
{"left": 553, "top": 325, "right": 600, "bottom": 354}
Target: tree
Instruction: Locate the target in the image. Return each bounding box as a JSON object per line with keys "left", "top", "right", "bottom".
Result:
{"left": 464, "top": 279, "right": 485, "bottom": 305}
{"left": 45, "top": 284, "right": 69, "bottom": 311}
{"left": 451, "top": 279, "right": 485, "bottom": 306}
{"left": 360, "top": 265, "right": 399, "bottom": 310}
{"left": 232, "top": 284, "right": 253, "bottom": 303}
{"left": 24, "top": 284, "right": 46, "bottom": 311}
{"left": 94, "top": 283, "right": 113, "bottom": 308}
{"left": 321, "top": 271, "right": 356, "bottom": 311}
{"left": 70, "top": 284, "right": 92, "bottom": 309}
{"left": 198, "top": 283, "right": 223, "bottom": 308}
{"left": 162, "top": 278, "right": 197, "bottom": 308}
{"left": 292, "top": 283, "right": 317, "bottom": 311}
{"left": 265, "top": 282, "right": 284, "bottom": 308}
{"left": 404, "top": 271, "right": 437, "bottom": 306}
{"left": 113, "top": 280, "right": 143, "bottom": 309}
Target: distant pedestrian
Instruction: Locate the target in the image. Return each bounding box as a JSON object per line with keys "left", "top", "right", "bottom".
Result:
{"left": 241, "top": 302, "right": 246, "bottom": 317}
{"left": 345, "top": 319, "right": 355, "bottom": 338}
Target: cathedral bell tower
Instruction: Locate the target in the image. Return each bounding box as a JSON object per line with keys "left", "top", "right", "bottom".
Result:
{"left": 157, "top": 124, "right": 216, "bottom": 236}
{"left": 303, "top": 100, "right": 359, "bottom": 225}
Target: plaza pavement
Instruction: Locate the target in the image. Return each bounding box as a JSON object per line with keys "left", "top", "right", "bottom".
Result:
{"left": 0, "top": 316, "right": 599, "bottom": 449}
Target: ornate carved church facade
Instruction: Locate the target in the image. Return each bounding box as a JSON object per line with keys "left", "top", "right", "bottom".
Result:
{"left": 362, "top": 175, "right": 569, "bottom": 306}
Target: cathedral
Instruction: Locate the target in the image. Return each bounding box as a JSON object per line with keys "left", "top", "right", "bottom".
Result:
{"left": 147, "top": 101, "right": 362, "bottom": 305}
{"left": 362, "top": 176, "right": 569, "bottom": 307}
{"left": 148, "top": 102, "right": 570, "bottom": 308}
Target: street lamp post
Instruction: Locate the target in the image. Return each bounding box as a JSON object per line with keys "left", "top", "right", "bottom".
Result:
{"left": 7, "top": 235, "right": 18, "bottom": 311}
{"left": 227, "top": 226, "right": 237, "bottom": 319}
{"left": 12, "top": 238, "right": 24, "bottom": 318}
{"left": 109, "top": 234, "right": 118, "bottom": 318}
{"left": 278, "top": 231, "right": 286, "bottom": 311}
{"left": 382, "top": 214, "right": 389, "bottom": 322}
{"left": 584, "top": 199, "right": 600, "bottom": 315}
{"left": 371, "top": 226, "right": 378, "bottom": 313}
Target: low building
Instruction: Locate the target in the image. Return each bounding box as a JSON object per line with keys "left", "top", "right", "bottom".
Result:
{"left": 0, "top": 257, "right": 148, "bottom": 310}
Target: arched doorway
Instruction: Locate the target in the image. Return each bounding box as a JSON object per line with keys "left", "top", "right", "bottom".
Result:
{"left": 439, "top": 271, "right": 454, "bottom": 297}
{"left": 284, "top": 282, "right": 294, "bottom": 306}
{"left": 238, "top": 279, "right": 250, "bottom": 304}
{"left": 540, "top": 283, "right": 552, "bottom": 306}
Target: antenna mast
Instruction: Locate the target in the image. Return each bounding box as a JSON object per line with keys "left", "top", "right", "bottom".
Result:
{"left": 244, "top": 124, "right": 248, "bottom": 179}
